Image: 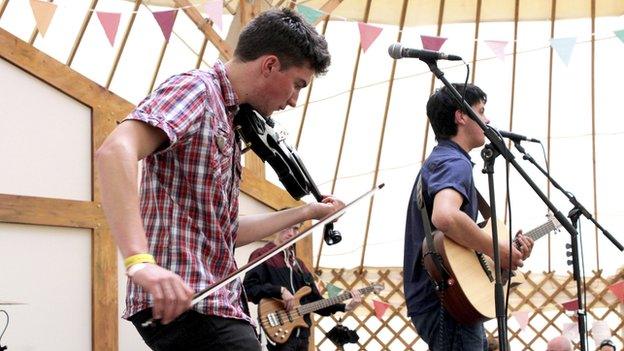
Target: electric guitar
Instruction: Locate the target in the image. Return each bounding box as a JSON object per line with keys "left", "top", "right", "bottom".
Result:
{"left": 259, "top": 283, "right": 384, "bottom": 344}
{"left": 423, "top": 214, "right": 561, "bottom": 325}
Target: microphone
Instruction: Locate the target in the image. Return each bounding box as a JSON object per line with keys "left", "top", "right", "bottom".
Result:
{"left": 388, "top": 43, "right": 462, "bottom": 61}
{"left": 498, "top": 130, "right": 540, "bottom": 143}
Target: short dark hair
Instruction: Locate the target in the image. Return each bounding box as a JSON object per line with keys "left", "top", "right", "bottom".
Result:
{"left": 426, "top": 83, "right": 487, "bottom": 140}
{"left": 234, "top": 8, "right": 331, "bottom": 75}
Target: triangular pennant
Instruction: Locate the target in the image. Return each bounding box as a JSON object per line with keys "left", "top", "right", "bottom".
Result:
{"left": 550, "top": 37, "right": 576, "bottom": 65}
{"left": 96, "top": 11, "right": 121, "bottom": 46}
{"left": 590, "top": 320, "right": 612, "bottom": 345}
{"left": 615, "top": 29, "right": 624, "bottom": 44}
{"left": 29, "top": 0, "right": 57, "bottom": 37}
{"left": 420, "top": 35, "right": 447, "bottom": 51}
{"left": 485, "top": 40, "right": 508, "bottom": 61}
{"left": 296, "top": 4, "right": 323, "bottom": 24}
{"left": 152, "top": 10, "right": 177, "bottom": 42}
{"left": 563, "top": 322, "right": 580, "bottom": 342}
{"left": 205, "top": 0, "right": 223, "bottom": 30}
{"left": 561, "top": 299, "right": 579, "bottom": 311}
{"left": 512, "top": 310, "right": 529, "bottom": 331}
{"left": 326, "top": 283, "right": 343, "bottom": 298}
{"left": 607, "top": 280, "right": 624, "bottom": 303}
{"left": 373, "top": 300, "right": 390, "bottom": 319}
{"left": 358, "top": 22, "right": 383, "bottom": 53}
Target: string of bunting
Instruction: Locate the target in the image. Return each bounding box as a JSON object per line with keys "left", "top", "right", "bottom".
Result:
{"left": 28, "top": 0, "right": 624, "bottom": 62}
{"left": 323, "top": 282, "right": 390, "bottom": 319}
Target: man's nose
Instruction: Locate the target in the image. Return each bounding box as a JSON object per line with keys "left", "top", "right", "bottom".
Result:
{"left": 287, "top": 91, "right": 299, "bottom": 107}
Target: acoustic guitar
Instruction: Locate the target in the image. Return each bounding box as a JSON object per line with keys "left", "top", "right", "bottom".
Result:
{"left": 423, "top": 215, "right": 561, "bottom": 325}
{"left": 259, "top": 283, "right": 384, "bottom": 344}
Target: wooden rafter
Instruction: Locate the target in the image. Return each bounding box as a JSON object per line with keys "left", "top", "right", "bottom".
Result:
{"left": 173, "top": 0, "right": 233, "bottom": 60}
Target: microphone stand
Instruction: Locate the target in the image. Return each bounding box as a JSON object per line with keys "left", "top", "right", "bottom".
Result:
{"left": 421, "top": 59, "right": 585, "bottom": 351}
{"left": 511, "top": 140, "right": 623, "bottom": 351}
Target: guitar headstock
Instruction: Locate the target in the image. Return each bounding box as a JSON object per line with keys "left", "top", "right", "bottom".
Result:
{"left": 372, "top": 283, "right": 385, "bottom": 295}
{"left": 546, "top": 212, "right": 563, "bottom": 232}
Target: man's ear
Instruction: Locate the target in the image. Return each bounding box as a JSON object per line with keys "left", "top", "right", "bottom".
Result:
{"left": 454, "top": 109, "right": 466, "bottom": 125}
{"left": 260, "top": 55, "right": 280, "bottom": 77}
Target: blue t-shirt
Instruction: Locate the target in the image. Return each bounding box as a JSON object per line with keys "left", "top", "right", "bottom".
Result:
{"left": 403, "top": 139, "right": 479, "bottom": 317}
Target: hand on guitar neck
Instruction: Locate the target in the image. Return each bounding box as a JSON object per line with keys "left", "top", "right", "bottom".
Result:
{"left": 481, "top": 220, "right": 534, "bottom": 271}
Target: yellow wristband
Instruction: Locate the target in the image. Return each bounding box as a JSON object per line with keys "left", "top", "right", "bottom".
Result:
{"left": 124, "top": 253, "right": 156, "bottom": 269}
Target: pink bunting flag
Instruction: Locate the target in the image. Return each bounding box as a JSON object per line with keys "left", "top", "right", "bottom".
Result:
{"left": 608, "top": 280, "right": 624, "bottom": 303}
{"left": 205, "top": 0, "right": 223, "bottom": 30}
{"left": 96, "top": 12, "right": 121, "bottom": 46}
{"left": 512, "top": 310, "right": 529, "bottom": 331}
{"left": 358, "top": 22, "right": 383, "bottom": 53}
{"left": 152, "top": 10, "right": 177, "bottom": 42}
{"left": 561, "top": 299, "right": 579, "bottom": 311}
{"left": 372, "top": 300, "right": 390, "bottom": 319}
{"left": 420, "top": 35, "right": 447, "bottom": 51}
{"left": 29, "top": 0, "right": 57, "bottom": 37}
{"left": 485, "top": 40, "right": 508, "bottom": 61}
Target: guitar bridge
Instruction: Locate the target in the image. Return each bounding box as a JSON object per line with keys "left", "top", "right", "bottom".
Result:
{"left": 267, "top": 312, "right": 282, "bottom": 327}
{"left": 476, "top": 252, "right": 494, "bottom": 283}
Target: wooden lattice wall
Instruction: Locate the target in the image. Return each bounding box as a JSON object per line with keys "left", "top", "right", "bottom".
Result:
{"left": 313, "top": 267, "right": 624, "bottom": 350}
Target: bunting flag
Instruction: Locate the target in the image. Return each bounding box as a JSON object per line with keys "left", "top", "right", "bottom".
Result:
{"left": 563, "top": 322, "right": 580, "bottom": 342}
{"left": 96, "top": 12, "right": 121, "bottom": 46}
{"left": 358, "top": 22, "right": 383, "bottom": 53}
{"left": 372, "top": 300, "right": 390, "bottom": 319}
{"left": 485, "top": 40, "right": 508, "bottom": 61}
{"left": 296, "top": 4, "right": 323, "bottom": 24}
{"left": 512, "top": 310, "right": 529, "bottom": 331}
{"left": 590, "top": 320, "right": 612, "bottom": 345}
{"left": 561, "top": 299, "right": 579, "bottom": 311}
{"left": 607, "top": 280, "right": 624, "bottom": 303}
{"left": 326, "top": 283, "right": 343, "bottom": 298}
{"left": 205, "top": 0, "right": 223, "bottom": 30}
{"left": 29, "top": 0, "right": 57, "bottom": 37}
{"left": 152, "top": 10, "right": 177, "bottom": 42}
{"left": 420, "top": 35, "right": 447, "bottom": 51}
{"left": 616, "top": 29, "right": 624, "bottom": 44}
{"left": 550, "top": 37, "right": 576, "bottom": 65}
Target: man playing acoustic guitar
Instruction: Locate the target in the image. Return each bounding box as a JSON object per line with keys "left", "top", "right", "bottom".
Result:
{"left": 244, "top": 222, "right": 362, "bottom": 350}
{"left": 403, "top": 83, "right": 534, "bottom": 350}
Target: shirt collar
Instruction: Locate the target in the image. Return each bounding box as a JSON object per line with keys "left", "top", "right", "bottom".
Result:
{"left": 213, "top": 60, "right": 239, "bottom": 112}
{"left": 438, "top": 139, "right": 473, "bottom": 163}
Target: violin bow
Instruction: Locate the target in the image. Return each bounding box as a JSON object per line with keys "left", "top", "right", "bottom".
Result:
{"left": 141, "top": 183, "right": 384, "bottom": 327}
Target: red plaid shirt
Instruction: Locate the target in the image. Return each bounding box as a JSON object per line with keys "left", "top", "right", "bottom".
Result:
{"left": 123, "top": 61, "right": 248, "bottom": 323}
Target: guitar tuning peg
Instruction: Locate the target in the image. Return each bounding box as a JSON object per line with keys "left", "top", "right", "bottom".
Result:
{"left": 567, "top": 260, "right": 573, "bottom": 266}
{"left": 565, "top": 243, "right": 572, "bottom": 249}
{"left": 566, "top": 251, "right": 572, "bottom": 257}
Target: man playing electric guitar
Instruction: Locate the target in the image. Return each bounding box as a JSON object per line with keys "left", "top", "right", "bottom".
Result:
{"left": 403, "top": 84, "right": 534, "bottom": 350}
{"left": 244, "top": 221, "right": 361, "bottom": 350}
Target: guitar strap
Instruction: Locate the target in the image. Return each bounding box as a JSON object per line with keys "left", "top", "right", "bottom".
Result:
{"left": 416, "top": 175, "right": 451, "bottom": 292}
{"left": 417, "top": 175, "right": 491, "bottom": 292}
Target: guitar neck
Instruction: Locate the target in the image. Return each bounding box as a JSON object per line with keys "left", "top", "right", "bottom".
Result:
{"left": 523, "top": 220, "right": 557, "bottom": 242}
{"left": 299, "top": 285, "right": 375, "bottom": 315}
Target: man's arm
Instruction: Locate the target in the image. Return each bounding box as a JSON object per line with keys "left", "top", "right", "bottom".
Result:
{"left": 95, "top": 120, "right": 193, "bottom": 324}
{"left": 431, "top": 188, "right": 524, "bottom": 270}
{"left": 236, "top": 196, "right": 344, "bottom": 246}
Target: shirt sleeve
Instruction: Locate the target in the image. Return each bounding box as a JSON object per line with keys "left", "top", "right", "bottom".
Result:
{"left": 125, "top": 72, "right": 209, "bottom": 149}
{"left": 427, "top": 157, "right": 473, "bottom": 203}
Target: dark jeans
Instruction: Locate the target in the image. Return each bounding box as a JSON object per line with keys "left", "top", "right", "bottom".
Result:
{"left": 411, "top": 306, "right": 487, "bottom": 351}
{"left": 130, "top": 309, "right": 261, "bottom": 351}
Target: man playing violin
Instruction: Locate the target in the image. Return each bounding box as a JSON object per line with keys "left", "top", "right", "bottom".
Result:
{"left": 403, "top": 84, "right": 534, "bottom": 350}
{"left": 96, "top": 8, "right": 343, "bottom": 351}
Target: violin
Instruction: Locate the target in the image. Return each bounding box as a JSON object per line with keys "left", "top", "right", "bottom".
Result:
{"left": 234, "top": 104, "right": 342, "bottom": 245}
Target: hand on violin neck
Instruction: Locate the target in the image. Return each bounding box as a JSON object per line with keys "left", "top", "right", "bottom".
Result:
{"left": 307, "top": 195, "right": 345, "bottom": 220}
